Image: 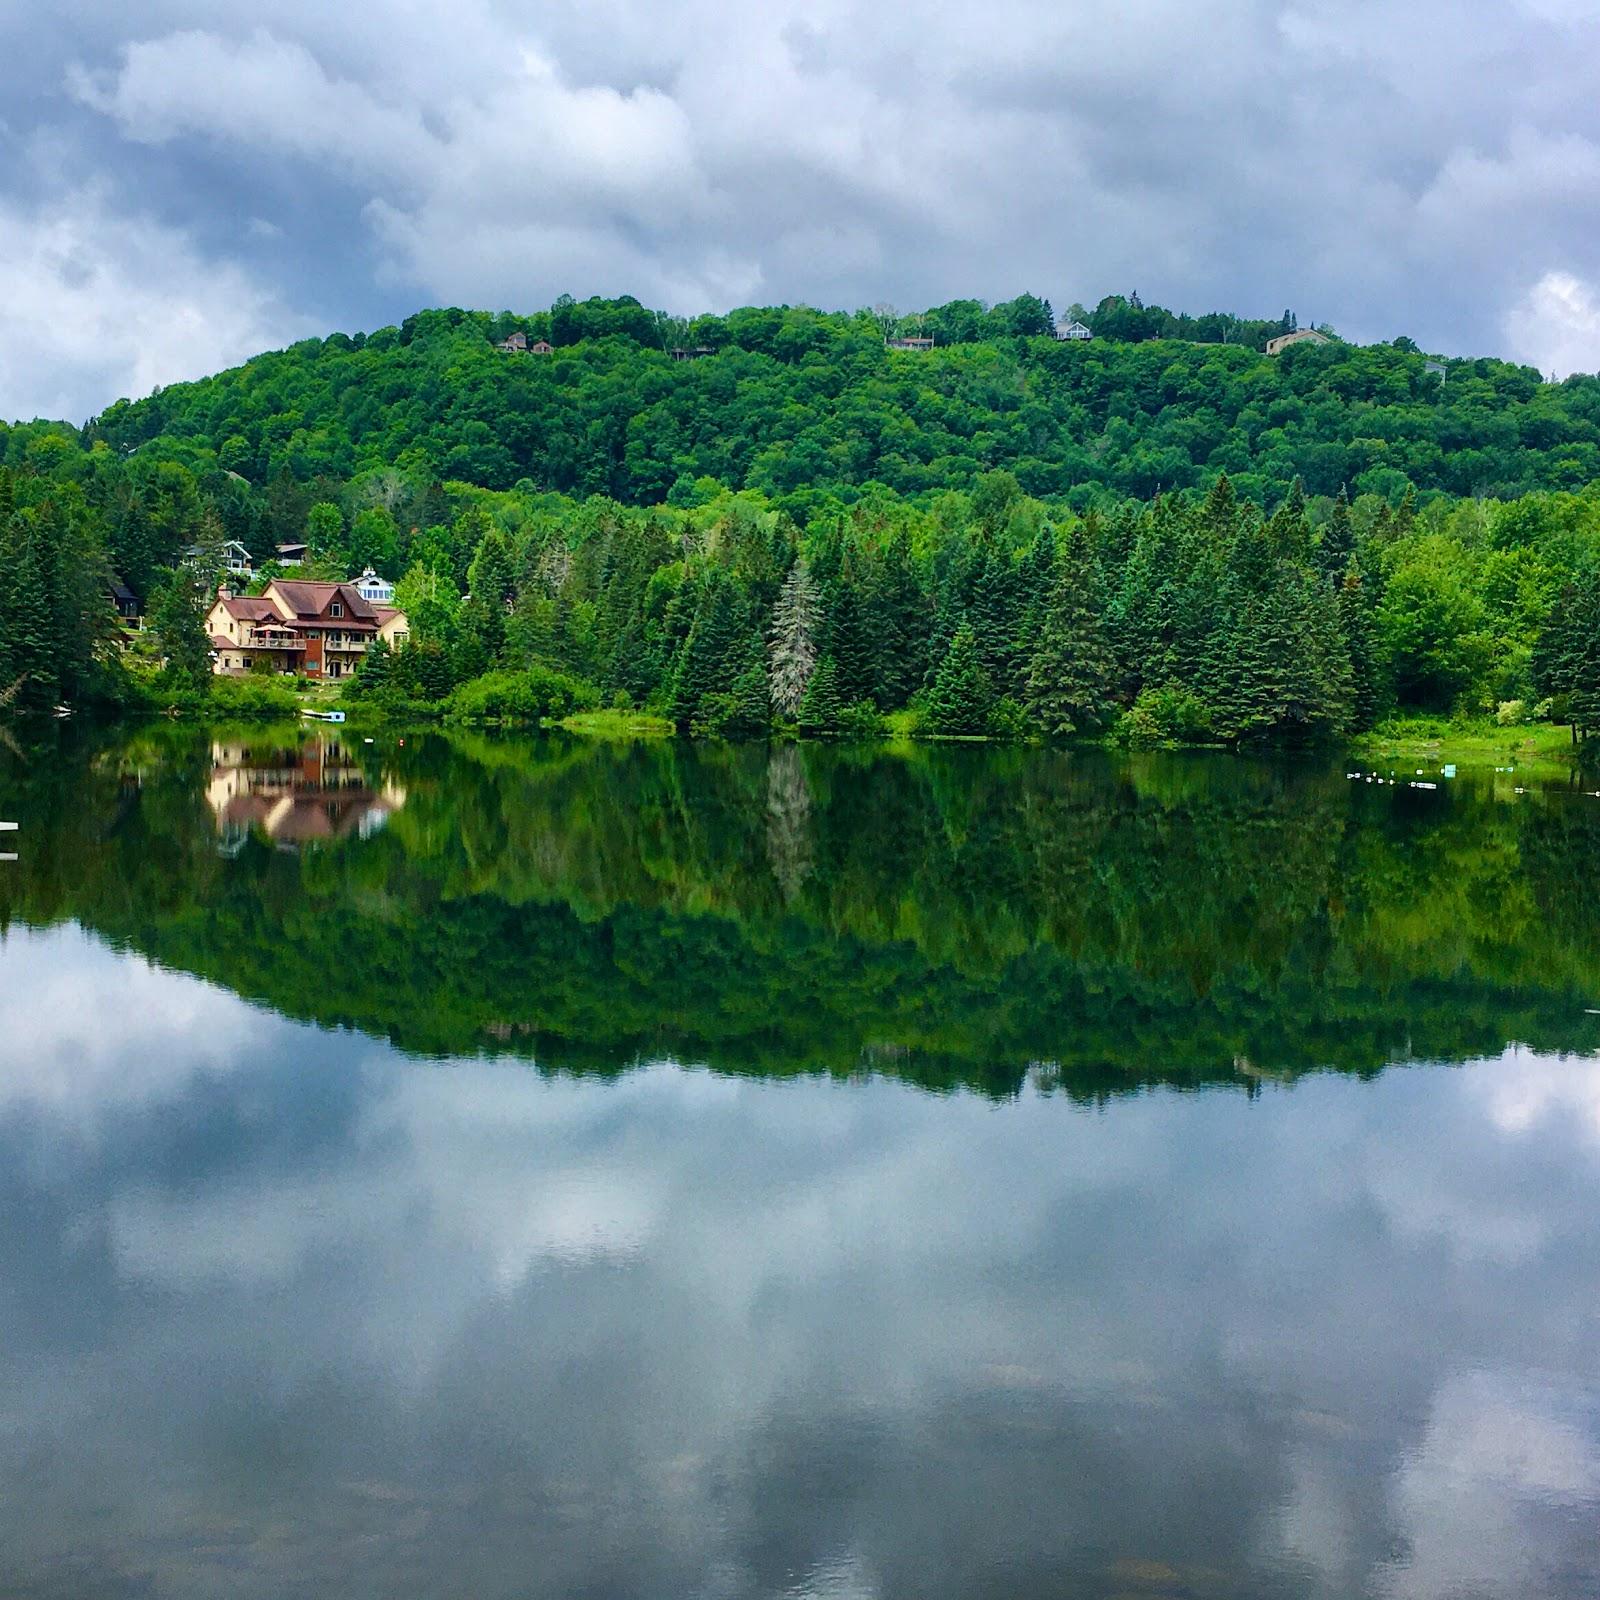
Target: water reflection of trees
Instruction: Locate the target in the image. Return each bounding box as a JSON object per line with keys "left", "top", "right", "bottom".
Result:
{"left": 2, "top": 723, "right": 1598, "bottom": 1094}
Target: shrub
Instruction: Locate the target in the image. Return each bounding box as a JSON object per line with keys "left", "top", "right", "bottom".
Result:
{"left": 1116, "top": 686, "right": 1214, "bottom": 748}
{"left": 445, "top": 666, "right": 600, "bottom": 724}
{"left": 987, "top": 696, "right": 1029, "bottom": 741}
{"left": 1495, "top": 699, "right": 1527, "bottom": 726}
{"left": 209, "top": 675, "right": 301, "bottom": 715}
{"left": 836, "top": 700, "right": 886, "bottom": 740}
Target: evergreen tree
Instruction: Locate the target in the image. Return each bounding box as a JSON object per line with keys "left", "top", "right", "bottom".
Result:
{"left": 1212, "top": 569, "right": 1350, "bottom": 743}
{"left": 797, "top": 654, "right": 843, "bottom": 735}
{"left": 670, "top": 571, "right": 742, "bottom": 726}
{"left": 700, "top": 635, "right": 771, "bottom": 738}
{"left": 1317, "top": 488, "right": 1355, "bottom": 582}
{"left": 826, "top": 577, "right": 875, "bottom": 705}
{"left": 767, "top": 558, "right": 821, "bottom": 717}
{"left": 149, "top": 570, "right": 211, "bottom": 691}
{"left": 866, "top": 529, "right": 928, "bottom": 709}
{"left": 0, "top": 517, "right": 55, "bottom": 712}
{"left": 1111, "top": 497, "right": 1184, "bottom": 694}
{"left": 926, "top": 624, "right": 995, "bottom": 735}
{"left": 467, "top": 528, "right": 517, "bottom": 613}
{"left": 349, "top": 634, "right": 394, "bottom": 698}
{"left": 964, "top": 545, "right": 1024, "bottom": 693}
{"left": 1534, "top": 566, "right": 1600, "bottom": 735}
{"left": 1024, "top": 533, "right": 1118, "bottom": 737}
{"left": 1337, "top": 564, "right": 1383, "bottom": 731}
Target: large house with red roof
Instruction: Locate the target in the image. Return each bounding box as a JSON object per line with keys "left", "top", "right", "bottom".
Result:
{"left": 206, "top": 579, "right": 409, "bottom": 680}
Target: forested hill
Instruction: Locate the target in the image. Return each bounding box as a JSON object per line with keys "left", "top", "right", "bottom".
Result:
{"left": 84, "top": 299, "right": 1600, "bottom": 512}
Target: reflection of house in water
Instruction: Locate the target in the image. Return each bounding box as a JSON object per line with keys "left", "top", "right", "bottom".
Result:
{"left": 206, "top": 739, "right": 407, "bottom": 854}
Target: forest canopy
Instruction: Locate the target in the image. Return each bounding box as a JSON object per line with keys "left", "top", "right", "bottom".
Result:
{"left": 3, "top": 292, "right": 1600, "bottom": 743}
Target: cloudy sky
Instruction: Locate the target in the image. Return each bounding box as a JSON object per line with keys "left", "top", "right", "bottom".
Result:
{"left": 4, "top": 0, "right": 1600, "bottom": 420}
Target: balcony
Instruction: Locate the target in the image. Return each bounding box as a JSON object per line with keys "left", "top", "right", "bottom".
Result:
{"left": 242, "top": 629, "right": 305, "bottom": 651}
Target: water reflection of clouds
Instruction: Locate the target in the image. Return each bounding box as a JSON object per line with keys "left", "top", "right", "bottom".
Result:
{"left": 2, "top": 927, "right": 1598, "bottom": 1598}
{"left": 0, "top": 927, "right": 244, "bottom": 1131}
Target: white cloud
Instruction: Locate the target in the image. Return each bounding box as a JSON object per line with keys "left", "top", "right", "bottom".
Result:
{"left": 53, "top": 0, "right": 1600, "bottom": 353}
{"left": 0, "top": 927, "right": 245, "bottom": 1128}
{"left": 1378, "top": 1370, "right": 1600, "bottom": 1600}
{"left": 1506, "top": 268, "right": 1600, "bottom": 377}
{"left": 0, "top": 183, "right": 312, "bottom": 421}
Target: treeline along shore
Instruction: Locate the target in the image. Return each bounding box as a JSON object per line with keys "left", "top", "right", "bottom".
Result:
{"left": 2, "top": 295, "right": 1599, "bottom": 746}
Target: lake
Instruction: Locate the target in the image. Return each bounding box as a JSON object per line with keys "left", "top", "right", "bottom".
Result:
{"left": 1, "top": 725, "right": 1598, "bottom": 1599}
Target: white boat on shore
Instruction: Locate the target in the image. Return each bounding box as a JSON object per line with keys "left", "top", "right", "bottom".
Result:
{"left": 301, "top": 709, "right": 346, "bottom": 724}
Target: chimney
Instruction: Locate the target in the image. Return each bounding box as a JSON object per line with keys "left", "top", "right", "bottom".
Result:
{"left": 218, "top": 583, "right": 233, "bottom": 602}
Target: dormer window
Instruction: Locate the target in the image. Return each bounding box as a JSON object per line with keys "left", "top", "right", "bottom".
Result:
{"left": 331, "top": 601, "right": 344, "bottom": 618}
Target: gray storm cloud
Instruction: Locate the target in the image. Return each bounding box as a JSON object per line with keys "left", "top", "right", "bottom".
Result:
{"left": 2, "top": 0, "right": 1600, "bottom": 418}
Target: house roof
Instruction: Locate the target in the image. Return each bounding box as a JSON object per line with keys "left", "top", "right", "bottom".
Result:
{"left": 219, "top": 596, "right": 279, "bottom": 622}
{"left": 269, "top": 580, "right": 379, "bottom": 622}
{"left": 108, "top": 578, "right": 137, "bottom": 604}
{"left": 374, "top": 606, "right": 402, "bottom": 626}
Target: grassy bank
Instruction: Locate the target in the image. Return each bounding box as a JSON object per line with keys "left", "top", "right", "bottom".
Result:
{"left": 554, "top": 709, "right": 674, "bottom": 739}
{"left": 1352, "top": 718, "right": 1578, "bottom": 772}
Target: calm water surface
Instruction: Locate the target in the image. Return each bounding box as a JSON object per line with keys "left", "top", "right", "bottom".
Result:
{"left": 1, "top": 727, "right": 1598, "bottom": 1599}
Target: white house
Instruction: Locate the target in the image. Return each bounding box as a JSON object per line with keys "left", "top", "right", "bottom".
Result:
{"left": 354, "top": 566, "right": 395, "bottom": 605}
{"left": 1053, "top": 318, "right": 1093, "bottom": 341}
{"left": 187, "top": 539, "right": 254, "bottom": 579}
{"left": 1265, "top": 329, "right": 1331, "bottom": 356}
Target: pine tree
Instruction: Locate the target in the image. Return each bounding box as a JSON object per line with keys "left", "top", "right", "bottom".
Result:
{"left": 926, "top": 624, "right": 994, "bottom": 735}
{"left": 866, "top": 529, "right": 928, "bottom": 709}
{"left": 467, "top": 528, "right": 517, "bottom": 613}
{"left": 716, "top": 636, "right": 772, "bottom": 737}
{"left": 149, "top": 570, "right": 211, "bottom": 691}
{"left": 1317, "top": 488, "right": 1355, "bottom": 582}
{"left": 1024, "top": 532, "right": 1118, "bottom": 737}
{"left": 767, "top": 558, "right": 821, "bottom": 717}
{"left": 797, "top": 654, "right": 843, "bottom": 735}
{"left": 827, "top": 578, "right": 875, "bottom": 705}
{"left": 1337, "top": 564, "right": 1383, "bottom": 730}
{"left": 1535, "top": 566, "right": 1600, "bottom": 735}
{"left": 1111, "top": 497, "right": 1184, "bottom": 693}
{"left": 670, "top": 572, "right": 742, "bottom": 727}
{"left": 964, "top": 545, "right": 1023, "bottom": 693}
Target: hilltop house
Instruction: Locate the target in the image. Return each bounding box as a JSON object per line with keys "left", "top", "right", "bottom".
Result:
{"left": 275, "top": 542, "right": 307, "bottom": 568}
{"left": 530, "top": 339, "right": 554, "bottom": 355}
{"left": 206, "top": 579, "right": 408, "bottom": 680}
{"left": 1053, "top": 318, "right": 1093, "bottom": 341}
{"left": 497, "top": 331, "right": 528, "bottom": 352}
{"left": 885, "top": 335, "right": 935, "bottom": 351}
{"left": 354, "top": 567, "right": 395, "bottom": 605}
{"left": 1265, "top": 329, "right": 1331, "bottom": 356}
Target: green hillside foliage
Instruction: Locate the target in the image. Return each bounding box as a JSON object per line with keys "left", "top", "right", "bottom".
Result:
{"left": 4, "top": 293, "right": 1600, "bottom": 739}
{"left": 79, "top": 297, "right": 1600, "bottom": 510}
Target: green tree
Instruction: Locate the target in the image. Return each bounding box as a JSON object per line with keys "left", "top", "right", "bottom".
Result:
{"left": 149, "top": 570, "right": 212, "bottom": 691}
{"left": 1025, "top": 534, "right": 1118, "bottom": 737}
{"left": 926, "top": 624, "right": 994, "bottom": 735}
{"left": 670, "top": 572, "right": 743, "bottom": 726}
{"left": 797, "top": 654, "right": 843, "bottom": 735}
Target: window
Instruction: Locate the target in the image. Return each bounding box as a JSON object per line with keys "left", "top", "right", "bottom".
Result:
{"left": 331, "top": 601, "right": 344, "bottom": 618}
